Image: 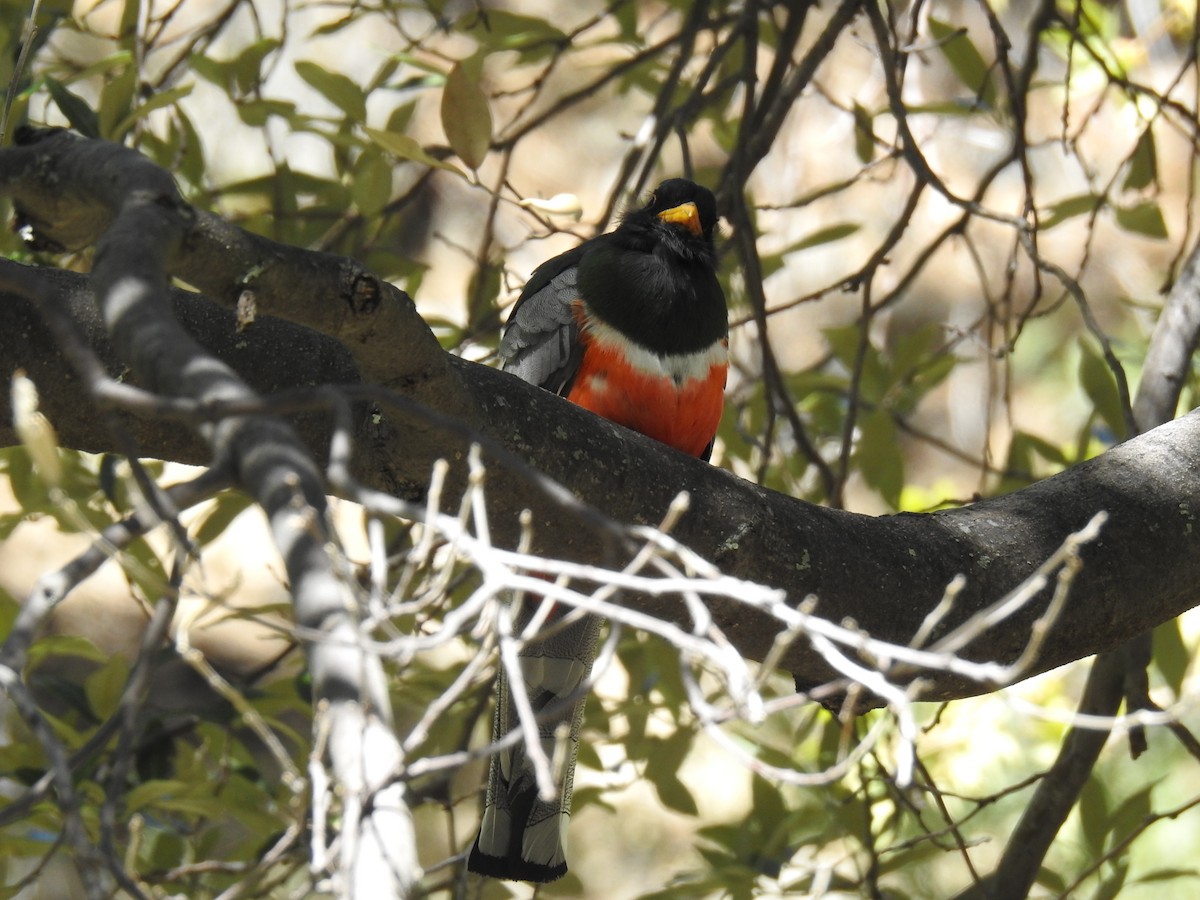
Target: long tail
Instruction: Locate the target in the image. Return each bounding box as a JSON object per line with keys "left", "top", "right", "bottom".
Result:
{"left": 468, "top": 613, "right": 600, "bottom": 883}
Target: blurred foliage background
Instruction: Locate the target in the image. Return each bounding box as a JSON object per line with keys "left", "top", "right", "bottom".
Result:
{"left": 1, "top": 0, "right": 1200, "bottom": 897}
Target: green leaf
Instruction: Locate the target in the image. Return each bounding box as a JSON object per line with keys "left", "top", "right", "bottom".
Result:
{"left": 1035, "top": 864, "right": 1070, "bottom": 894}
{"left": 857, "top": 408, "right": 904, "bottom": 509}
{"left": 0, "top": 589, "right": 18, "bottom": 639}
{"left": 1115, "top": 200, "right": 1168, "bottom": 239}
{"left": 928, "top": 18, "right": 995, "bottom": 108}
{"left": 784, "top": 222, "right": 861, "bottom": 255}
{"left": 852, "top": 102, "right": 875, "bottom": 163}
{"left": 190, "top": 54, "right": 231, "bottom": 90}
{"left": 117, "top": 0, "right": 141, "bottom": 43}
{"left": 651, "top": 771, "right": 699, "bottom": 815}
{"left": 295, "top": 60, "right": 366, "bottom": 120}
{"left": 113, "top": 84, "right": 193, "bottom": 136}
{"left": 1134, "top": 868, "right": 1200, "bottom": 885}
{"left": 1041, "top": 193, "right": 1101, "bottom": 230}
{"left": 127, "top": 779, "right": 191, "bottom": 812}
{"left": 889, "top": 323, "right": 942, "bottom": 378}
{"left": 1078, "top": 777, "right": 1109, "bottom": 855}
{"left": 1111, "top": 782, "right": 1154, "bottom": 834}
{"left": 232, "top": 38, "right": 281, "bottom": 94}
{"left": 824, "top": 325, "right": 888, "bottom": 401}
{"left": 27, "top": 634, "right": 107, "bottom": 670}
{"left": 440, "top": 61, "right": 492, "bottom": 170}
{"left": 6, "top": 441, "right": 52, "bottom": 513}
{"left": 364, "top": 126, "right": 465, "bottom": 177}
{"left": 84, "top": 654, "right": 130, "bottom": 720}
{"left": 1095, "top": 861, "right": 1129, "bottom": 900}
{"left": 236, "top": 98, "right": 296, "bottom": 127}
{"left": 1017, "top": 431, "right": 1069, "bottom": 467}
{"left": 1152, "top": 617, "right": 1189, "bottom": 695}
{"left": 750, "top": 773, "right": 787, "bottom": 827}
{"left": 614, "top": 2, "right": 639, "bottom": 41}
{"left": 44, "top": 77, "right": 100, "bottom": 138}
{"left": 386, "top": 101, "right": 416, "bottom": 136}
{"left": 351, "top": 148, "right": 393, "bottom": 216}
{"left": 98, "top": 65, "right": 137, "bottom": 139}
{"left": 120, "top": 537, "right": 170, "bottom": 601}
{"left": 468, "top": 10, "right": 567, "bottom": 57}
{"left": 1078, "top": 339, "right": 1128, "bottom": 440}
{"left": 191, "top": 490, "right": 255, "bottom": 547}
{"left": 644, "top": 734, "right": 699, "bottom": 816}
{"left": 466, "top": 259, "right": 502, "bottom": 334}
{"left": 1123, "top": 129, "right": 1158, "bottom": 191}
{"left": 142, "top": 828, "right": 186, "bottom": 871}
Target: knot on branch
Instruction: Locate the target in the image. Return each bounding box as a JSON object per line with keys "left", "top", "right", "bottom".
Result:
{"left": 348, "top": 270, "right": 383, "bottom": 315}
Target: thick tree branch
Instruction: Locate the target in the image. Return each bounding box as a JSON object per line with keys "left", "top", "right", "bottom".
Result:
{"left": 1134, "top": 240, "right": 1200, "bottom": 431}
{"left": 2, "top": 128, "right": 453, "bottom": 394}
{"left": 970, "top": 207, "right": 1200, "bottom": 898}
{"left": 2, "top": 256, "right": 1199, "bottom": 703}
{"left": 4, "top": 131, "right": 1200, "bottom": 715}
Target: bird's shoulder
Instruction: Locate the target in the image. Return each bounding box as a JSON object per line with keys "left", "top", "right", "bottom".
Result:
{"left": 499, "top": 235, "right": 613, "bottom": 392}
{"left": 509, "top": 234, "right": 611, "bottom": 321}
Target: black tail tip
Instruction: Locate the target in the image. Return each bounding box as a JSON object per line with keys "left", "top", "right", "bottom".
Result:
{"left": 467, "top": 844, "right": 567, "bottom": 884}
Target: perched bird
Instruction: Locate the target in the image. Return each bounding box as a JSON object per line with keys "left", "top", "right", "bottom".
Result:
{"left": 468, "top": 178, "right": 729, "bottom": 883}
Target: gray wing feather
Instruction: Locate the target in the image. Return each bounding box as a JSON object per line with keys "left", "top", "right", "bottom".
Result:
{"left": 499, "top": 268, "right": 583, "bottom": 395}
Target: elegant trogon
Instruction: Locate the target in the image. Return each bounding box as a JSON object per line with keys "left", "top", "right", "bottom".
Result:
{"left": 468, "top": 178, "right": 728, "bottom": 882}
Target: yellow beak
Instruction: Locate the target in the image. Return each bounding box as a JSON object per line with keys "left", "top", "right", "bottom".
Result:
{"left": 656, "top": 201, "right": 702, "bottom": 236}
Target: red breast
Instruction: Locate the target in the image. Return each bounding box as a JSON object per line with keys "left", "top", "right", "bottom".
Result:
{"left": 567, "top": 304, "right": 727, "bottom": 458}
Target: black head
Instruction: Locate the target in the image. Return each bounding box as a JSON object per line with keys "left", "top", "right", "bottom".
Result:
{"left": 575, "top": 178, "right": 726, "bottom": 355}
{"left": 640, "top": 178, "right": 719, "bottom": 242}
{"left": 611, "top": 179, "right": 720, "bottom": 265}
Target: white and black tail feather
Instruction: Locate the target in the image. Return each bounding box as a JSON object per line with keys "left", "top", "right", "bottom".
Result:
{"left": 468, "top": 615, "right": 600, "bottom": 883}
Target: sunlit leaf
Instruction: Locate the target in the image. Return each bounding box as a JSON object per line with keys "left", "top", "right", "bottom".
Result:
{"left": 928, "top": 17, "right": 996, "bottom": 108}
{"left": 824, "top": 325, "right": 888, "bottom": 401}
{"left": 785, "top": 222, "right": 861, "bottom": 254}
{"left": 386, "top": 100, "right": 416, "bottom": 135}
{"left": 44, "top": 77, "right": 99, "bottom": 137}
{"left": 440, "top": 61, "right": 492, "bottom": 170}
{"left": 27, "top": 634, "right": 108, "bottom": 670}
{"left": 468, "top": 10, "right": 567, "bottom": 57}
{"left": 1095, "top": 860, "right": 1130, "bottom": 900}
{"left": 1078, "top": 339, "right": 1129, "bottom": 440}
{"left": 1115, "top": 201, "right": 1168, "bottom": 239}
{"left": 232, "top": 38, "right": 281, "bottom": 94}
{"left": 112, "top": 84, "right": 193, "bottom": 136}
{"left": 190, "top": 54, "right": 230, "bottom": 90}
{"left": 643, "top": 732, "right": 698, "bottom": 815}
{"left": 1040, "top": 193, "right": 1101, "bottom": 230}
{"left": 236, "top": 98, "right": 296, "bottom": 127}
{"left": 1134, "top": 868, "right": 1200, "bottom": 885}
{"left": 98, "top": 65, "right": 136, "bottom": 139}
{"left": 295, "top": 60, "right": 366, "bottom": 120}
{"left": 466, "top": 258, "right": 502, "bottom": 333}
{"left": 116, "top": 0, "right": 140, "bottom": 44}
{"left": 1152, "top": 617, "right": 1189, "bottom": 695}
{"left": 364, "top": 126, "right": 465, "bottom": 177}
{"left": 857, "top": 408, "right": 904, "bottom": 509}
{"left": 142, "top": 829, "right": 186, "bottom": 871}
{"left": 351, "top": 148, "right": 393, "bottom": 216}
{"left": 127, "top": 779, "right": 192, "bottom": 812}
{"left": 191, "top": 490, "right": 255, "bottom": 547}
{"left": 6, "top": 440, "right": 52, "bottom": 514}
{"left": 1123, "top": 129, "right": 1158, "bottom": 191}
{"left": 852, "top": 101, "right": 875, "bottom": 162}
{"left": 1079, "top": 777, "right": 1109, "bottom": 855}
{"left": 120, "top": 537, "right": 170, "bottom": 601}
{"left": 84, "top": 654, "right": 130, "bottom": 721}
